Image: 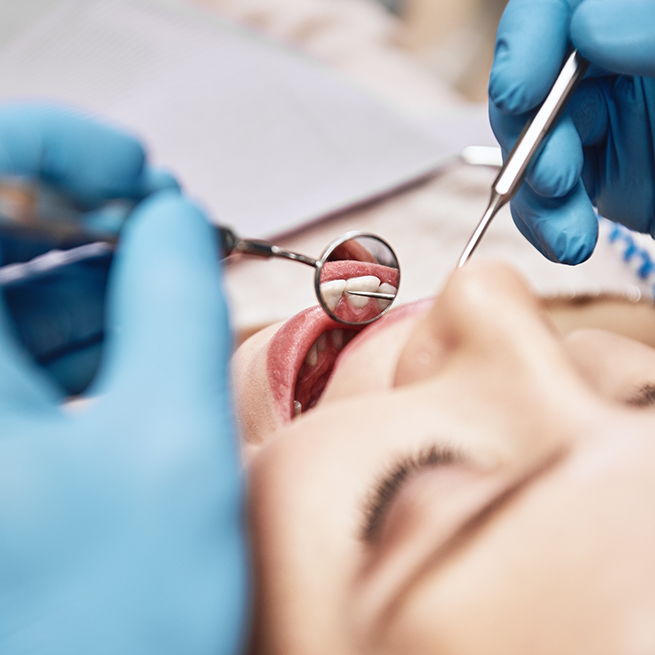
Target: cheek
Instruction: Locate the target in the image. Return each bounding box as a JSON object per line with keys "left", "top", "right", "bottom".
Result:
{"left": 564, "top": 329, "right": 655, "bottom": 402}
{"left": 379, "top": 433, "right": 655, "bottom": 655}
{"left": 232, "top": 324, "right": 286, "bottom": 446}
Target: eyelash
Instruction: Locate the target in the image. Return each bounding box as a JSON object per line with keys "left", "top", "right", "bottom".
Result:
{"left": 360, "top": 444, "right": 462, "bottom": 543}
{"left": 625, "top": 383, "right": 655, "bottom": 407}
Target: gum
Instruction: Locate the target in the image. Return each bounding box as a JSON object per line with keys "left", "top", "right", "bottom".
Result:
{"left": 320, "top": 261, "right": 399, "bottom": 287}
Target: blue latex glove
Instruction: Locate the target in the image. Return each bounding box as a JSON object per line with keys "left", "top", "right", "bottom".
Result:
{"left": 0, "top": 103, "right": 180, "bottom": 393}
{"left": 488, "top": 0, "right": 655, "bottom": 264}
{"left": 0, "top": 190, "right": 248, "bottom": 654}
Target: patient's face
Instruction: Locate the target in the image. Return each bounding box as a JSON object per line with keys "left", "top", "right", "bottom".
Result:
{"left": 234, "top": 261, "right": 655, "bottom": 654}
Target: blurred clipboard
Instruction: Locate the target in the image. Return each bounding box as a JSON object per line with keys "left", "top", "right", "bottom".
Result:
{"left": 0, "top": 0, "right": 465, "bottom": 237}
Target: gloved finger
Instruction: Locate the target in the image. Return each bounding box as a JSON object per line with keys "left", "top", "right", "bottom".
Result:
{"left": 0, "top": 103, "right": 178, "bottom": 207}
{"left": 95, "top": 190, "right": 232, "bottom": 407}
{"left": 489, "top": 0, "right": 575, "bottom": 114}
{"left": 572, "top": 0, "right": 655, "bottom": 77}
{"left": 568, "top": 78, "right": 610, "bottom": 147}
{"left": 78, "top": 166, "right": 180, "bottom": 237}
{"left": 579, "top": 76, "right": 655, "bottom": 234}
{"left": 489, "top": 99, "right": 583, "bottom": 198}
{"left": 137, "top": 165, "right": 180, "bottom": 196}
{"left": 510, "top": 179, "right": 598, "bottom": 264}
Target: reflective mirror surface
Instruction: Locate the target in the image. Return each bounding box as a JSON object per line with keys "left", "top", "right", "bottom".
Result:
{"left": 315, "top": 233, "right": 400, "bottom": 326}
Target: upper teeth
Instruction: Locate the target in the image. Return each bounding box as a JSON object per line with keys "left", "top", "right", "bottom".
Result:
{"left": 320, "top": 276, "right": 397, "bottom": 310}
{"left": 320, "top": 279, "right": 347, "bottom": 311}
{"left": 345, "top": 276, "right": 380, "bottom": 308}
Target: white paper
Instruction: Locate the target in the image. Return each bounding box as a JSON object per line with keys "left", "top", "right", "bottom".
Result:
{"left": 0, "top": 0, "right": 455, "bottom": 237}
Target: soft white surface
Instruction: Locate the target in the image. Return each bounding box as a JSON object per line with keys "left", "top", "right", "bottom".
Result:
{"left": 0, "top": 0, "right": 452, "bottom": 236}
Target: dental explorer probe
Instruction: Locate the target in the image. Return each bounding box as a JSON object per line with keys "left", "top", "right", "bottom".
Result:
{"left": 456, "top": 50, "right": 590, "bottom": 268}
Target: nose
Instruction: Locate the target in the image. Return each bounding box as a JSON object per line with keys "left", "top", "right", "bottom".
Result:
{"left": 394, "top": 261, "right": 560, "bottom": 388}
{"left": 392, "top": 261, "right": 601, "bottom": 461}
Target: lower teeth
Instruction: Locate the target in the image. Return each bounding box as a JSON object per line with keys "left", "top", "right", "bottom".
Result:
{"left": 294, "top": 400, "right": 303, "bottom": 417}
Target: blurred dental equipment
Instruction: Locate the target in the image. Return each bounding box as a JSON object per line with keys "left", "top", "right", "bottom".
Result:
{"left": 0, "top": 186, "right": 400, "bottom": 327}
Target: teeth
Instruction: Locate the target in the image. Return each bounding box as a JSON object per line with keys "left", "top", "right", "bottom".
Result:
{"left": 316, "top": 333, "right": 327, "bottom": 352}
{"left": 320, "top": 276, "right": 396, "bottom": 312}
{"left": 294, "top": 400, "right": 302, "bottom": 417}
{"left": 305, "top": 343, "right": 318, "bottom": 367}
{"left": 345, "top": 276, "right": 381, "bottom": 308}
{"left": 330, "top": 329, "right": 344, "bottom": 350}
{"left": 320, "top": 279, "right": 347, "bottom": 311}
{"left": 376, "top": 283, "right": 397, "bottom": 311}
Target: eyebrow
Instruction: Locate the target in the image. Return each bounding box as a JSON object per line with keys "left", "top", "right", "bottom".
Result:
{"left": 361, "top": 444, "right": 462, "bottom": 543}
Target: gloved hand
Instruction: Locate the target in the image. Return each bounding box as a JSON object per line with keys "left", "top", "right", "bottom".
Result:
{"left": 0, "top": 190, "right": 248, "bottom": 654}
{"left": 0, "top": 102, "right": 180, "bottom": 393}
{"left": 488, "top": 0, "right": 655, "bottom": 264}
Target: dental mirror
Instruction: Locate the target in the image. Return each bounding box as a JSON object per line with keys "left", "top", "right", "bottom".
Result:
{"left": 0, "top": 186, "right": 402, "bottom": 327}
{"left": 315, "top": 232, "right": 400, "bottom": 326}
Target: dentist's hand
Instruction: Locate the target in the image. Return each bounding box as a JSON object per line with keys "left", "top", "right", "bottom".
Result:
{"left": 0, "top": 103, "right": 179, "bottom": 394}
{"left": 0, "top": 190, "right": 248, "bottom": 654}
{"left": 488, "top": 0, "right": 655, "bottom": 264}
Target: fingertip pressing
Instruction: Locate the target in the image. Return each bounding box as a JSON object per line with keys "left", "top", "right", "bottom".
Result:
{"left": 511, "top": 181, "right": 598, "bottom": 265}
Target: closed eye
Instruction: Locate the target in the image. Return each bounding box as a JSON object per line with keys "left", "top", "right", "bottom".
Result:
{"left": 625, "top": 383, "right": 655, "bottom": 407}
{"left": 360, "top": 444, "right": 463, "bottom": 544}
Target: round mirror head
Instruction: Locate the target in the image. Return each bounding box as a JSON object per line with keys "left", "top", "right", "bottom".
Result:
{"left": 315, "top": 232, "right": 400, "bottom": 326}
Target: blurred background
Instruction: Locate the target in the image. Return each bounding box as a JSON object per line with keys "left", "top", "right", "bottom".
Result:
{"left": 400, "top": 0, "right": 509, "bottom": 101}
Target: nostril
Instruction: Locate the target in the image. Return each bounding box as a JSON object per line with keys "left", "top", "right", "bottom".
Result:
{"left": 393, "top": 262, "right": 541, "bottom": 388}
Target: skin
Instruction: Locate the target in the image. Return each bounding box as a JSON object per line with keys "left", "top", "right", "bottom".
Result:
{"left": 235, "top": 261, "right": 655, "bottom": 655}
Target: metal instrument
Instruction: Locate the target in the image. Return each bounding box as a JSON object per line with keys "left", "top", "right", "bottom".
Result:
{"left": 0, "top": 188, "right": 401, "bottom": 327}
{"left": 457, "top": 50, "right": 590, "bottom": 268}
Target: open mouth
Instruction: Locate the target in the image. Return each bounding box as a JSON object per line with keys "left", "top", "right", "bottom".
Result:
{"left": 292, "top": 326, "right": 359, "bottom": 415}
{"left": 265, "top": 292, "right": 429, "bottom": 423}
{"left": 265, "top": 259, "right": 401, "bottom": 421}
{"left": 266, "top": 305, "right": 365, "bottom": 421}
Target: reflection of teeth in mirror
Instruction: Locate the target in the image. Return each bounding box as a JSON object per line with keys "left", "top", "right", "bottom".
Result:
{"left": 320, "top": 279, "right": 347, "bottom": 311}
{"left": 330, "top": 329, "right": 344, "bottom": 350}
{"left": 345, "top": 276, "right": 380, "bottom": 308}
{"left": 376, "top": 283, "right": 397, "bottom": 311}
{"left": 305, "top": 343, "right": 318, "bottom": 367}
